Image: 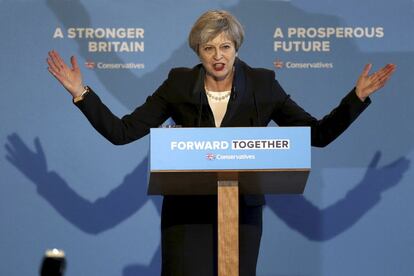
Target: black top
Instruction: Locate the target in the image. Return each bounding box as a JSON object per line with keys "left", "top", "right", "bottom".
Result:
{"left": 75, "top": 58, "right": 370, "bottom": 146}
{"left": 75, "top": 58, "right": 370, "bottom": 205}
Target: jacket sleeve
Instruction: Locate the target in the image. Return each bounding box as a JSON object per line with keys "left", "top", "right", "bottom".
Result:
{"left": 74, "top": 75, "right": 172, "bottom": 145}
{"left": 270, "top": 72, "right": 371, "bottom": 147}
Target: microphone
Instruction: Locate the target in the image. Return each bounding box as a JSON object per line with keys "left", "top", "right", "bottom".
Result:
{"left": 197, "top": 89, "right": 203, "bottom": 127}
{"left": 40, "top": 249, "right": 66, "bottom": 276}
{"left": 231, "top": 85, "right": 237, "bottom": 100}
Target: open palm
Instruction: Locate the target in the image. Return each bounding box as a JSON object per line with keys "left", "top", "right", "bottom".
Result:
{"left": 355, "top": 63, "right": 396, "bottom": 101}
{"left": 47, "top": 50, "right": 84, "bottom": 97}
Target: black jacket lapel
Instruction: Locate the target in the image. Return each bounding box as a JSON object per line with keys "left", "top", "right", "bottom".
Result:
{"left": 221, "top": 58, "right": 253, "bottom": 127}
{"left": 190, "top": 65, "right": 215, "bottom": 127}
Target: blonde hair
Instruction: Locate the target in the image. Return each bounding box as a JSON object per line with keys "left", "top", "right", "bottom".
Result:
{"left": 188, "top": 10, "right": 244, "bottom": 54}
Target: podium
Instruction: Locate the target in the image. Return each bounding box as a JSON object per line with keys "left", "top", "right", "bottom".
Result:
{"left": 148, "top": 127, "right": 310, "bottom": 276}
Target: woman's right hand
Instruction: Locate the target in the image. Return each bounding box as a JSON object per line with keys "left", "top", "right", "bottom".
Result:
{"left": 47, "top": 50, "right": 85, "bottom": 98}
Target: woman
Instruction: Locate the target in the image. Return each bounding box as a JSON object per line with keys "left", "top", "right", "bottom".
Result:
{"left": 47, "top": 10, "right": 395, "bottom": 276}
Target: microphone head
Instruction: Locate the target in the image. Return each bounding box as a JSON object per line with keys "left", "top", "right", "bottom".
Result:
{"left": 231, "top": 86, "right": 237, "bottom": 100}
{"left": 40, "top": 249, "right": 66, "bottom": 276}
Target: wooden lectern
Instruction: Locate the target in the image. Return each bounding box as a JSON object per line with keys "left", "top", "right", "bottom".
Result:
{"left": 148, "top": 127, "right": 310, "bottom": 276}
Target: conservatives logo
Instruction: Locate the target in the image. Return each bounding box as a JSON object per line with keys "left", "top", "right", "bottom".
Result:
{"left": 85, "top": 60, "right": 96, "bottom": 69}
{"left": 273, "top": 59, "right": 284, "bottom": 69}
{"left": 273, "top": 58, "right": 333, "bottom": 70}
{"left": 206, "top": 153, "right": 216, "bottom": 160}
{"left": 84, "top": 60, "right": 145, "bottom": 70}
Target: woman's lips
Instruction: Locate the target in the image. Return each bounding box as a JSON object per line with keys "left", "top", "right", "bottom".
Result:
{"left": 213, "top": 63, "right": 225, "bottom": 71}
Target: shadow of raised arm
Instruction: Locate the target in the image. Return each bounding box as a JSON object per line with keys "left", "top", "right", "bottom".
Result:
{"left": 5, "top": 133, "right": 158, "bottom": 234}
{"left": 122, "top": 246, "right": 161, "bottom": 276}
{"left": 267, "top": 151, "right": 410, "bottom": 241}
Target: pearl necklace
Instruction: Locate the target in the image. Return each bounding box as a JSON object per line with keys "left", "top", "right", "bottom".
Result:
{"left": 205, "top": 89, "right": 231, "bottom": 101}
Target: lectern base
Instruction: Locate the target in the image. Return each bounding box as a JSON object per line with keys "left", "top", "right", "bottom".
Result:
{"left": 218, "top": 180, "right": 239, "bottom": 276}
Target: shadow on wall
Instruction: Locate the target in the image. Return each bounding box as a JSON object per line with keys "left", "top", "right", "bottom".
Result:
{"left": 4, "top": 133, "right": 161, "bottom": 234}
{"left": 7, "top": 0, "right": 411, "bottom": 274}
{"left": 5, "top": 134, "right": 410, "bottom": 275}
{"left": 266, "top": 151, "right": 410, "bottom": 241}
{"left": 5, "top": 133, "right": 162, "bottom": 275}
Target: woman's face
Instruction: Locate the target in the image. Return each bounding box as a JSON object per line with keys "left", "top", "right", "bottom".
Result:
{"left": 198, "top": 32, "right": 236, "bottom": 82}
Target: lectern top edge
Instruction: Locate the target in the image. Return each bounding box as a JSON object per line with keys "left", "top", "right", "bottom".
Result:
{"left": 151, "top": 168, "right": 310, "bottom": 173}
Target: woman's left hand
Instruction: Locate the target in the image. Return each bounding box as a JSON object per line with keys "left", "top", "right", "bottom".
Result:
{"left": 355, "top": 63, "right": 396, "bottom": 101}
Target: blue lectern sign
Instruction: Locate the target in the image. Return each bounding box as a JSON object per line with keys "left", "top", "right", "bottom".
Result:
{"left": 150, "top": 127, "right": 310, "bottom": 171}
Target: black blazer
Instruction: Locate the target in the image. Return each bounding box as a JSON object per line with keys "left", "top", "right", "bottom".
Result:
{"left": 75, "top": 58, "right": 370, "bottom": 205}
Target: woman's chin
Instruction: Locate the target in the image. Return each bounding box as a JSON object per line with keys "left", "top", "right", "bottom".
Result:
{"left": 206, "top": 70, "right": 231, "bottom": 81}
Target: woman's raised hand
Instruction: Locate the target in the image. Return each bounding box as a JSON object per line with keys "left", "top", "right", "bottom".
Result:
{"left": 47, "top": 50, "right": 85, "bottom": 98}
{"left": 355, "top": 63, "right": 396, "bottom": 101}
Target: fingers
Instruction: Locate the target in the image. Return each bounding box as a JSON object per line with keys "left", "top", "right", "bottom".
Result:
{"left": 47, "top": 64, "right": 65, "bottom": 84}
{"left": 47, "top": 56, "right": 60, "bottom": 75}
{"left": 377, "top": 73, "right": 393, "bottom": 88}
{"left": 371, "top": 64, "right": 396, "bottom": 89}
{"left": 369, "top": 75, "right": 389, "bottom": 92}
{"left": 4, "top": 142, "right": 16, "bottom": 159}
{"left": 51, "top": 50, "right": 66, "bottom": 70}
{"left": 48, "top": 51, "right": 61, "bottom": 69}
{"left": 383, "top": 64, "right": 396, "bottom": 79}
{"left": 48, "top": 50, "right": 74, "bottom": 73}
{"left": 5, "top": 153, "right": 18, "bottom": 169}
{"left": 5, "top": 140, "right": 18, "bottom": 167}
{"left": 47, "top": 51, "right": 82, "bottom": 88}
{"left": 47, "top": 51, "right": 61, "bottom": 73}
{"left": 47, "top": 50, "right": 65, "bottom": 81}
{"left": 361, "top": 63, "right": 372, "bottom": 77}
{"left": 373, "top": 64, "right": 396, "bottom": 80}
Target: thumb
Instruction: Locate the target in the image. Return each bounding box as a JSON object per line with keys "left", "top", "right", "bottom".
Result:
{"left": 361, "top": 63, "right": 372, "bottom": 77}
{"left": 34, "top": 137, "right": 45, "bottom": 159}
{"left": 71, "top": 55, "right": 79, "bottom": 70}
{"left": 368, "top": 151, "right": 381, "bottom": 169}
